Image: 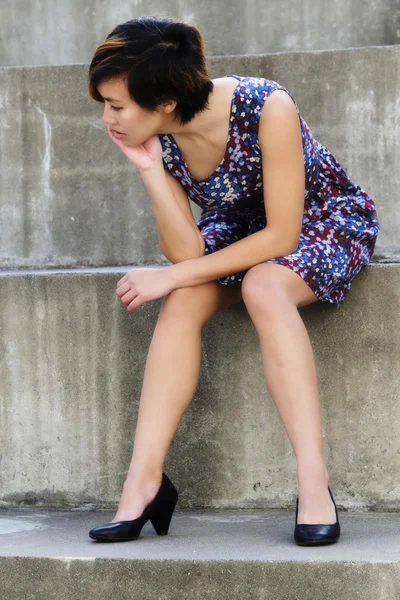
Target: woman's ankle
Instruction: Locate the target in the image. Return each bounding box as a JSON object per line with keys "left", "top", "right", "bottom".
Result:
{"left": 296, "top": 461, "right": 329, "bottom": 486}
{"left": 123, "top": 469, "right": 163, "bottom": 492}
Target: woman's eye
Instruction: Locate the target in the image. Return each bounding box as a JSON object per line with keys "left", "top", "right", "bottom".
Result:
{"left": 111, "top": 105, "right": 122, "bottom": 111}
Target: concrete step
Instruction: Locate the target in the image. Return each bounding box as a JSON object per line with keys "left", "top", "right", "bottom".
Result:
{"left": 1, "top": 0, "right": 398, "bottom": 67}
{"left": 1, "top": 507, "right": 400, "bottom": 599}
{"left": 1, "top": 264, "right": 399, "bottom": 509}
{"left": 0, "top": 44, "right": 397, "bottom": 269}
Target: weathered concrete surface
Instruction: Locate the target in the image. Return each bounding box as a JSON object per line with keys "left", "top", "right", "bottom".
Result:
{"left": 1, "top": 0, "right": 399, "bottom": 67}
{"left": 0, "top": 46, "right": 397, "bottom": 269}
{"left": 0, "top": 508, "right": 400, "bottom": 599}
{"left": 0, "top": 264, "right": 399, "bottom": 509}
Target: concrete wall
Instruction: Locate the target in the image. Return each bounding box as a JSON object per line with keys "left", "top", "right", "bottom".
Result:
{"left": 0, "top": 265, "right": 399, "bottom": 509}
{"left": 0, "top": 46, "right": 397, "bottom": 270}
{"left": 1, "top": 0, "right": 399, "bottom": 67}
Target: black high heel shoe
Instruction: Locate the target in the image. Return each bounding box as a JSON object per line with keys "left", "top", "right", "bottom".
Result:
{"left": 89, "top": 472, "right": 178, "bottom": 542}
{"left": 294, "top": 486, "right": 340, "bottom": 546}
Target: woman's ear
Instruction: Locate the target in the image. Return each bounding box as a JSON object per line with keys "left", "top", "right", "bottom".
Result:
{"left": 159, "top": 99, "right": 177, "bottom": 115}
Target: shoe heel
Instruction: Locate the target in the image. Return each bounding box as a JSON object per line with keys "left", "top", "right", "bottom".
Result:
{"left": 149, "top": 498, "right": 178, "bottom": 535}
{"left": 88, "top": 472, "right": 178, "bottom": 543}
{"left": 294, "top": 485, "right": 340, "bottom": 546}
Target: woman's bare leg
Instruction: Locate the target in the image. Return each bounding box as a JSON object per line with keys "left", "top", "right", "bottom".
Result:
{"left": 241, "top": 263, "right": 337, "bottom": 525}
{"left": 112, "top": 280, "right": 242, "bottom": 522}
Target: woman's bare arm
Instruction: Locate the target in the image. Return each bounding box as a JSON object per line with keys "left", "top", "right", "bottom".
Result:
{"left": 167, "top": 90, "right": 305, "bottom": 289}
{"left": 140, "top": 166, "right": 205, "bottom": 263}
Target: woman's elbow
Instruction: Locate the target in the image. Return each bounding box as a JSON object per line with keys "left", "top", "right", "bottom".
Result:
{"left": 159, "top": 243, "right": 204, "bottom": 264}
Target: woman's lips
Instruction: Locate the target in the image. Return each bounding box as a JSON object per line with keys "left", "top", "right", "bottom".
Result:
{"left": 112, "top": 129, "right": 126, "bottom": 139}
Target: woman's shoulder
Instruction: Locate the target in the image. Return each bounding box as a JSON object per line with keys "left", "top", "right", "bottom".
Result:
{"left": 237, "top": 75, "right": 295, "bottom": 102}
{"left": 230, "top": 75, "right": 299, "bottom": 124}
{"left": 235, "top": 74, "right": 283, "bottom": 91}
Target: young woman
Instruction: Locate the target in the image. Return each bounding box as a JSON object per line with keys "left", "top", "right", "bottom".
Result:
{"left": 87, "top": 16, "right": 380, "bottom": 546}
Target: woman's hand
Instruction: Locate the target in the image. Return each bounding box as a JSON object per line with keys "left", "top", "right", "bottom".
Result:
{"left": 107, "top": 125, "right": 163, "bottom": 172}
{"left": 116, "top": 267, "right": 177, "bottom": 312}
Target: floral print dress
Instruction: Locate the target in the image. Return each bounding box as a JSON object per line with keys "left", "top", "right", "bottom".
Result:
{"left": 158, "top": 74, "right": 380, "bottom": 306}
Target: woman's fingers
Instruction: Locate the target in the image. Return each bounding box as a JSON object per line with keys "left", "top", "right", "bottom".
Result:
{"left": 116, "top": 273, "right": 128, "bottom": 287}
{"left": 116, "top": 281, "right": 131, "bottom": 298}
{"left": 115, "top": 280, "right": 139, "bottom": 307}
{"left": 120, "top": 289, "right": 137, "bottom": 305}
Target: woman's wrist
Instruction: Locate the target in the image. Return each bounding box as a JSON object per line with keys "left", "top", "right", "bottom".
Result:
{"left": 139, "top": 163, "right": 165, "bottom": 177}
{"left": 167, "top": 258, "right": 200, "bottom": 289}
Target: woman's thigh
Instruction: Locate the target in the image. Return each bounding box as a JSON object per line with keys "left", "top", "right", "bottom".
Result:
{"left": 160, "top": 280, "right": 243, "bottom": 325}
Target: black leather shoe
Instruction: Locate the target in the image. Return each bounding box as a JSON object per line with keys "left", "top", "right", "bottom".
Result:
{"left": 89, "top": 472, "right": 178, "bottom": 542}
{"left": 294, "top": 486, "right": 340, "bottom": 546}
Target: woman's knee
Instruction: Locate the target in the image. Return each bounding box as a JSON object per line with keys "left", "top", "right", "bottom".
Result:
{"left": 242, "top": 263, "right": 318, "bottom": 310}
{"left": 159, "top": 281, "right": 230, "bottom": 325}
{"left": 241, "top": 264, "right": 292, "bottom": 312}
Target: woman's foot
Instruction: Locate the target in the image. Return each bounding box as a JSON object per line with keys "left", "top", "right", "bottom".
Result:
{"left": 296, "top": 471, "right": 337, "bottom": 524}
{"left": 110, "top": 473, "right": 163, "bottom": 523}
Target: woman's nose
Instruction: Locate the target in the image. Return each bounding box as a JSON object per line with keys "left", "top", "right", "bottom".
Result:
{"left": 102, "top": 114, "right": 115, "bottom": 127}
{"left": 102, "top": 107, "right": 116, "bottom": 127}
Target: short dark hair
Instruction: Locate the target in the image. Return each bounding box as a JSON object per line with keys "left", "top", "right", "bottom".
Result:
{"left": 88, "top": 16, "right": 214, "bottom": 125}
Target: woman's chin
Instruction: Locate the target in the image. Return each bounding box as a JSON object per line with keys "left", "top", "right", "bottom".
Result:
{"left": 119, "top": 136, "right": 137, "bottom": 147}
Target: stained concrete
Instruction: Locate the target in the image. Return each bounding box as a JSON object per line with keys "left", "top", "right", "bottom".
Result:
{"left": 0, "top": 46, "right": 397, "bottom": 269}
{"left": 1, "top": 508, "right": 400, "bottom": 599}
{"left": 0, "top": 264, "right": 399, "bottom": 510}
{"left": 1, "top": 0, "right": 400, "bottom": 67}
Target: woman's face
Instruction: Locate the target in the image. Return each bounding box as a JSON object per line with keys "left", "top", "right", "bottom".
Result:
{"left": 97, "top": 77, "right": 175, "bottom": 146}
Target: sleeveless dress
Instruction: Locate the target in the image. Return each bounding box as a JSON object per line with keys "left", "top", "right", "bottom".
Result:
{"left": 158, "top": 74, "right": 380, "bottom": 307}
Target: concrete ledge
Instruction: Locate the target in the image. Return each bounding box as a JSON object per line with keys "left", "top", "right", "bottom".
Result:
{"left": 1, "top": 508, "right": 400, "bottom": 599}
{"left": 1, "top": 0, "right": 399, "bottom": 66}
{"left": 0, "top": 45, "right": 397, "bottom": 268}
{"left": 0, "top": 263, "right": 399, "bottom": 509}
